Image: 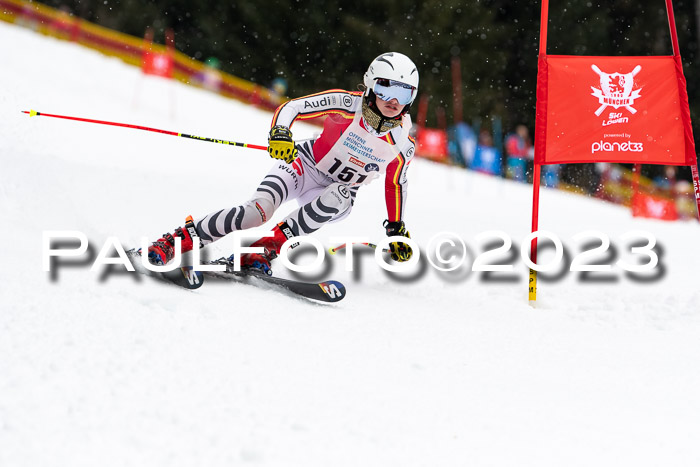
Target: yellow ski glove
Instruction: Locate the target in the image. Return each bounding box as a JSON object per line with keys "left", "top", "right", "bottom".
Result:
{"left": 384, "top": 220, "right": 413, "bottom": 262}
{"left": 267, "top": 125, "right": 298, "bottom": 164}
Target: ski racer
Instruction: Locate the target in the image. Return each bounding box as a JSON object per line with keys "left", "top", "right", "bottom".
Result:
{"left": 147, "top": 52, "right": 419, "bottom": 274}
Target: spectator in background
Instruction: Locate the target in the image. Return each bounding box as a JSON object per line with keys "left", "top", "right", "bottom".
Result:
{"left": 542, "top": 163, "right": 561, "bottom": 189}
{"left": 673, "top": 179, "right": 696, "bottom": 219}
{"left": 194, "top": 57, "right": 222, "bottom": 92}
{"left": 504, "top": 124, "right": 532, "bottom": 182}
{"left": 471, "top": 128, "right": 502, "bottom": 176}
{"left": 270, "top": 77, "right": 288, "bottom": 97}
{"left": 269, "top": 77, "right": 288, "bottom": 105}
{"left": 449, "top": 122, "right": 476, "bottom": 167}
{"left": 653, "top": 165, "right": 678, "bottom": 191}
{"left": 478, "top": 129, "right": 493, "bottom": 147}
{"left": 593, "top": 163, "right": 628, "bottom": 204}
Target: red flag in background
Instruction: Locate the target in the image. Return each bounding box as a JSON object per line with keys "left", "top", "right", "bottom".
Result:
{"left": 142, "top": 28, "right": 174, "bottom": 78}
{"left": 631, "top": 191, "right": 679, "bottom": 220}
{"left": 416, "top": 127, "right": 449, "bottom": 162}
{"left": 142, "top": 53, "right": 173, "bottom": 78}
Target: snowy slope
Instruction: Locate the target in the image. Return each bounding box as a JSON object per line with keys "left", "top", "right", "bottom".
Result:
{"left": 2, "top": 21, "right": 700, "bottom": 467}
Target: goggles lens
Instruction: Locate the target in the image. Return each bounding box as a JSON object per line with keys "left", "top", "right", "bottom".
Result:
{"left": 373, "top": 78, "right": 416, "bottom": 105}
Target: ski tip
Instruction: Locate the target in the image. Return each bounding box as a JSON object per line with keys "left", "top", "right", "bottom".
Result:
{"left": 164, "top": 266, "right": 204, "bottom": 289}
{"left": 22, "top": 109, "right": 39, "bottom": 117}
{"left": 318, "top": 280, "right": 346, "bottom": 302}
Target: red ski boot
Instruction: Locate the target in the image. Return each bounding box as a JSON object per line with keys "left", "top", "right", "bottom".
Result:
{"left": 147, "top": 215, "right": 202, "bottom": 265}
{"left": 240, "top": 221, "right": 295, "bottom": 275}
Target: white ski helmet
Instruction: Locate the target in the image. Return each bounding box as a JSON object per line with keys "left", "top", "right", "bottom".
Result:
{"left": 363, "top": 52, "right": 419, "bottom": 106}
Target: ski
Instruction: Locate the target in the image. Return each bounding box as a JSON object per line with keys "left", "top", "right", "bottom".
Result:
{"left": 125, "top": 249, "right": 204, "bottom": 290}
{"left": 206, "top": 257, "right": 346, "bottom": 303}
{"left": 123, "top": 251, "right": 344, "bottom": 302}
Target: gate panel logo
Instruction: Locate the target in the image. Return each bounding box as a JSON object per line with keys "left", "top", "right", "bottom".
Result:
{"left": 590, "top": 64, "right": 642, "bottom": 116}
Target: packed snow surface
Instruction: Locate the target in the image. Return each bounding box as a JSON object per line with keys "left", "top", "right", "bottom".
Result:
{"left": 2, "top": 21, "right": 700, "bottom": 467}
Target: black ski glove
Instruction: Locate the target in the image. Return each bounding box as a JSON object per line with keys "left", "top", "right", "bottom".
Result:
{"left": 383, "top": 220, "right": 413, "bottom": 262}
{"left": 268, "top": 125, "right": 298, "bottom": 164}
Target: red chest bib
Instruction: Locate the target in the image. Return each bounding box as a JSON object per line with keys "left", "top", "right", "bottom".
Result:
{"left": 313, "top": 112, "right": 410, "bottom": 186}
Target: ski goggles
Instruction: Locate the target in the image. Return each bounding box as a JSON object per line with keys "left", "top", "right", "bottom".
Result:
{"left": 373, "top": 78, "right": 416, "bottom": 105}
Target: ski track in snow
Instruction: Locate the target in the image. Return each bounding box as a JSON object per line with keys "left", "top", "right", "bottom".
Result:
{"left": 1, "top": 21, "right": 700, "bottom": 467}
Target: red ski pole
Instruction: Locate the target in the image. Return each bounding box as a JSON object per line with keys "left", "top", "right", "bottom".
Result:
{"left": 22, "top": 109, "right": 268, "bottom": 151}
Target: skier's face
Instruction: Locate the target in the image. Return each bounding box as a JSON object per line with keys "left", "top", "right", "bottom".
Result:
{"left": 375, "top": 97, "right": 404, "bottom": 118}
